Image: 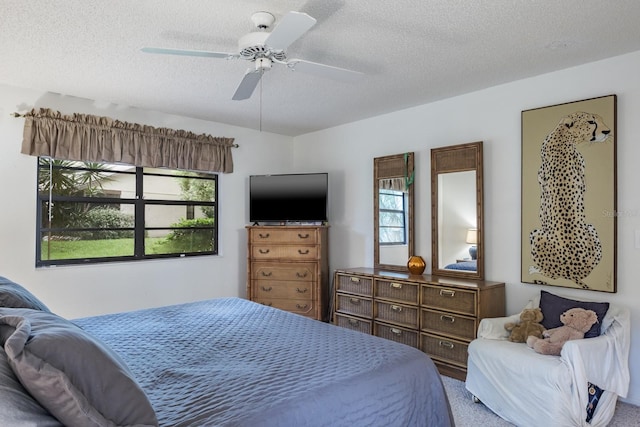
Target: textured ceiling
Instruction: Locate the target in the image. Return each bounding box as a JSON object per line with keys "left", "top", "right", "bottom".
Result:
{"left": 2, "top": 0, "right": 640, "bottom": 136}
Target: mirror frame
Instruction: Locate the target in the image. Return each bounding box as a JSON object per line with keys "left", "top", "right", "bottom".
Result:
{"left": 374, "top": 152, "right": 415, "bottom": 271}
{"left": 431, "top": 142, "right": 484, "bottom": 280}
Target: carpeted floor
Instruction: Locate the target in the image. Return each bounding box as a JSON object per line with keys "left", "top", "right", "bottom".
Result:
{"left": 441, "top": 375, "right": 640, "bottom": 426}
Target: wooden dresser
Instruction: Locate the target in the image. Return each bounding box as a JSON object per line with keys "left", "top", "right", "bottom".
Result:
{"left": 333, "top": 267, "right": 505, "bottom": 380}
{"left": 247, "top": 226, "right": 329, "bottom": 321}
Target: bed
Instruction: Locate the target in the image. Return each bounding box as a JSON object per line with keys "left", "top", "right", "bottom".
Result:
{"left": 1, "top": 276, "right": 454, "bottom": 427}
{"left": 444, "top": 260, "right": 477, "bottom": 271}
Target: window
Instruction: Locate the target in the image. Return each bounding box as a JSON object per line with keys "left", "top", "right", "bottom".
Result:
{"left": 378, "top": 189, "right": 407, "bottom": 245}
{"left": 36, "top": 157, "right": 217, "bottom": 266}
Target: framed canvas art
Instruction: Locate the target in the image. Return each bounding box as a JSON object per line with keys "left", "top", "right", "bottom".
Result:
{"left": 521, "top": 95, "right": 617, "bottom": 292}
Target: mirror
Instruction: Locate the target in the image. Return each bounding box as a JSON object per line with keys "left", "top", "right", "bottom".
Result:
{"left": 431, "top": 142, "right": 484, "bottom": 280}
{"left": 374, "top": 152, "right": 415, "bottom": 271}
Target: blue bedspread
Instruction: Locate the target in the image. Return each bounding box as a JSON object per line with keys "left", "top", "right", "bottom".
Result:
{"left": 445, "top": 261, "right": 477, "bottom": 271}
{"left": 73, "top": 298, "right": 452, "bottom": 427}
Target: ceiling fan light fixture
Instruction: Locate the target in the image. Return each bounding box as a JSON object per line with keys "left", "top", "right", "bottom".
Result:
{"left": 255, "top": 57, "right": 272, "bottom": 71}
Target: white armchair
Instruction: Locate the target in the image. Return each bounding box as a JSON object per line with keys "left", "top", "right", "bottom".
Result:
{"left": 465, "top": 300, "right": 630, "bottom": 427}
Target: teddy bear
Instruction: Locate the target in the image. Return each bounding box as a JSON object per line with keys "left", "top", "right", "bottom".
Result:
{"left": 526, "top": 307, "right": 598, "bottom": 356}
{"left": 504, "top": 307, "right": 546, "bottom": 343}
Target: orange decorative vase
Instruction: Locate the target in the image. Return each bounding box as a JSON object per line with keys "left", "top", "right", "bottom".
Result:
{"left": 407, "top": 255, "right": 426, "bottom": 275}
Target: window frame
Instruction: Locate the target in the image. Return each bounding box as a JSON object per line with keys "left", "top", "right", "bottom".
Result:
{"left": 378, "top": 188, "right": 408, "bottom": 246}
{"left": 36, "top": 158, "right": 218, "bottom": 267}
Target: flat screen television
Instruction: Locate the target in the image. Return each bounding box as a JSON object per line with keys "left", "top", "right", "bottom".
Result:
{"left": 250, "top": 173, "right": 328, "bottom": 223}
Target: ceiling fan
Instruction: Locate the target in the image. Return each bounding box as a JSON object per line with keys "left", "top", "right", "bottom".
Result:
{"left": 141, "top": 11, "right": 363, "bottom": 101}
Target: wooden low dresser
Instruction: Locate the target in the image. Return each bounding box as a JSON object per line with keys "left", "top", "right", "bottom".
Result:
{"left": 247, "top": 225, "right": 329, "bottom": 321}
{"left": 333, "top": 267, "right": 505, "bottom": 380}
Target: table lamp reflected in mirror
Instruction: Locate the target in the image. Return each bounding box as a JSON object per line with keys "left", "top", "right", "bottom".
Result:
{"left": 466, "top": 228, "right": 478, "bottom": 260}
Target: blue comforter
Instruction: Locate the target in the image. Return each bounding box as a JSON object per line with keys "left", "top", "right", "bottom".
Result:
{"left": 73, "top": 297, "right": 453, "bottom": 427}
{"left": 445, "top": 261, "right": 477, "bottom": 271}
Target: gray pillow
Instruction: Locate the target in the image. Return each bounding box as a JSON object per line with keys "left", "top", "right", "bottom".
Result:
{"left": 0, "top": 308, "right": 158, "bottom": 427}
{"left": 0, "top": 276, "right": 50, "bottom": 312}
{"left": 0, "top": 346, "right": 63, "bottom": 427}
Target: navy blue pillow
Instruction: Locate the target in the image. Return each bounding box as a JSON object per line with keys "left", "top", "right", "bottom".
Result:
{"left": 539, "top": 290, "right": 609, "bottom": 339}
{"left": 0, "top": 276, "right": 50, "bottom": 312}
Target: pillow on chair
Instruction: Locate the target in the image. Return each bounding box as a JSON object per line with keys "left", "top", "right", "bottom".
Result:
{"left": 539, "top": 290, "right": 609, "bottom": 338}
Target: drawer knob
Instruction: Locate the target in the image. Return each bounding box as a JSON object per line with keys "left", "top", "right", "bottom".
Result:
{"left": 350, "top": 277, "right": 361, "bottom": 283}
{"left": 262, "top": 302, "right": 273, "bottom": 307}
{"left": 439, "top": 289, "right": 456, "bottom": 297}
{"left": 439, "top": 340, "right": 455, "bottom": 349}
{"left": 349, "top": 298, "right": 361, "bottom": 305}
{"left": 258, "top": 233, "right": 270, "bottom": 238}
{"left": 296, "top": 271, "right": 308, "bottom": 278}
{"left": 391, "top": 305, "right": 403, "bottom": 312}
{"left": 260, "top": 271, "right": 273, "bottom": 277}
{"left": 390, "top": 282, "right": 403, "bottom": 289}
{"left": 296, "top": 288, "right": 308, "bottom": 293}
{"left": 296, "top": 304, "right": 309, "bottom": 309}
{"left": 298, "top": 233, "right": 310, "bottom": 239}
{"left": 348, "top": 319, "right": 359, "bottom": 326}
{"left": 390, "top": 328, "right": 402, "bottom": 335}
{"left": 261, "top": 286, "right": 272, "bottom": 292}
{"left": 258, "top": 249, "right": 270, "bottom": 254}
{"left": 440, "top": 315, "right": 456, "bottom": 323}
{"left": 298, "top": 249, "right": 310, "bottom": 255}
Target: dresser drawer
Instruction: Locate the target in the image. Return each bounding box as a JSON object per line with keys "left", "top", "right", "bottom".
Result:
{"left": 374, "top": 278, "right": 419, "bottom": 304}
{"left": 336, "top": 294, "right": 373, "bottom": 318}
{"left": 374, "top": 322, "right": 419, "bottom": 348}
{"left": 254, "top": 298, "right": 316, "bottom": 316}
{"left": 253, "top": 281, "right": 314, "bottom": 300}
{"left": 334, "top": 273, "right": 373, "bottom": 297}
{"left": 420, "top": 308, "right": 477, "bottom": 341}
{"left": 252, "top": 245, "right": 318, "bottom": 260}
{"left": 250, "top": 228, "right": 319, "bottom": 244}
{"left": 252, "top": 262, "right": 316, "bottom": 282}
{"left": 420, "top": 333, "right": 469, "bottom": 368}
{"left": 335, "top": 313, "right": 372, "bottom": 334}
{"left": 374, "top": 301, "right": 419, "bottom": 329}
{"left": 421, "top": 284, "right": 477, "bottom": 316}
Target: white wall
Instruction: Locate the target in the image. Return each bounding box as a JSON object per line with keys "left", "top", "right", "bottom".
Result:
{"left": 294, "top": 50, "right": 640, "bottom": 405}
{"left": 0, "top": 84, "right": 294, "bottom": 318}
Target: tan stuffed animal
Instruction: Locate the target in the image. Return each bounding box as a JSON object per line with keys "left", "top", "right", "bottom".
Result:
{"left": 504, "top": 307, "right": 546, "bottom": 343}
{"left": 526, "top": 307, "right": 598, "bottom": 356}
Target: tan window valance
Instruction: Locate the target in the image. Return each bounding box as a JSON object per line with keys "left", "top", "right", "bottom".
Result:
{"left": 18, "top": 108, "right": 236, "bottom": 173}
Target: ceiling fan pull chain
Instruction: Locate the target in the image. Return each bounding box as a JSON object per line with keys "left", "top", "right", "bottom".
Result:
{"left": 259, "top": 70, "right": 263, "bottom": 132}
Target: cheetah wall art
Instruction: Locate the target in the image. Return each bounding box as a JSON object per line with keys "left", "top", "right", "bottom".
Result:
{"left": 521, "top": 95, "right": 617, "bottom": 292}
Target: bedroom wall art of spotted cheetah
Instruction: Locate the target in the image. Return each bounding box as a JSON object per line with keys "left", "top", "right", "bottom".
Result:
{"left": 527, "top": 111, "right": 611, "bottom": 289}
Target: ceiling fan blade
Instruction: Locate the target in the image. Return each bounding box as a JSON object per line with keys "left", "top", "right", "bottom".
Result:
{"left": 232, "top": 69, "right": 263, "bottom": 100}
{"left": 265, "top": 11, "right": 316, "bottom": 51}
{"left": 287, "top": 59, "right": 363, "bottom": 83}
{"left": 141, "top": 47, "right": 238, "bottom": 59}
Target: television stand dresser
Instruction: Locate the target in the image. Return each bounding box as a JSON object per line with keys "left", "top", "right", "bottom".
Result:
{"left": 333, "top": 268, "right": 505, "bottom": 380}
{"left": 246, "top": 225, "right": 329, "bottom": 321}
